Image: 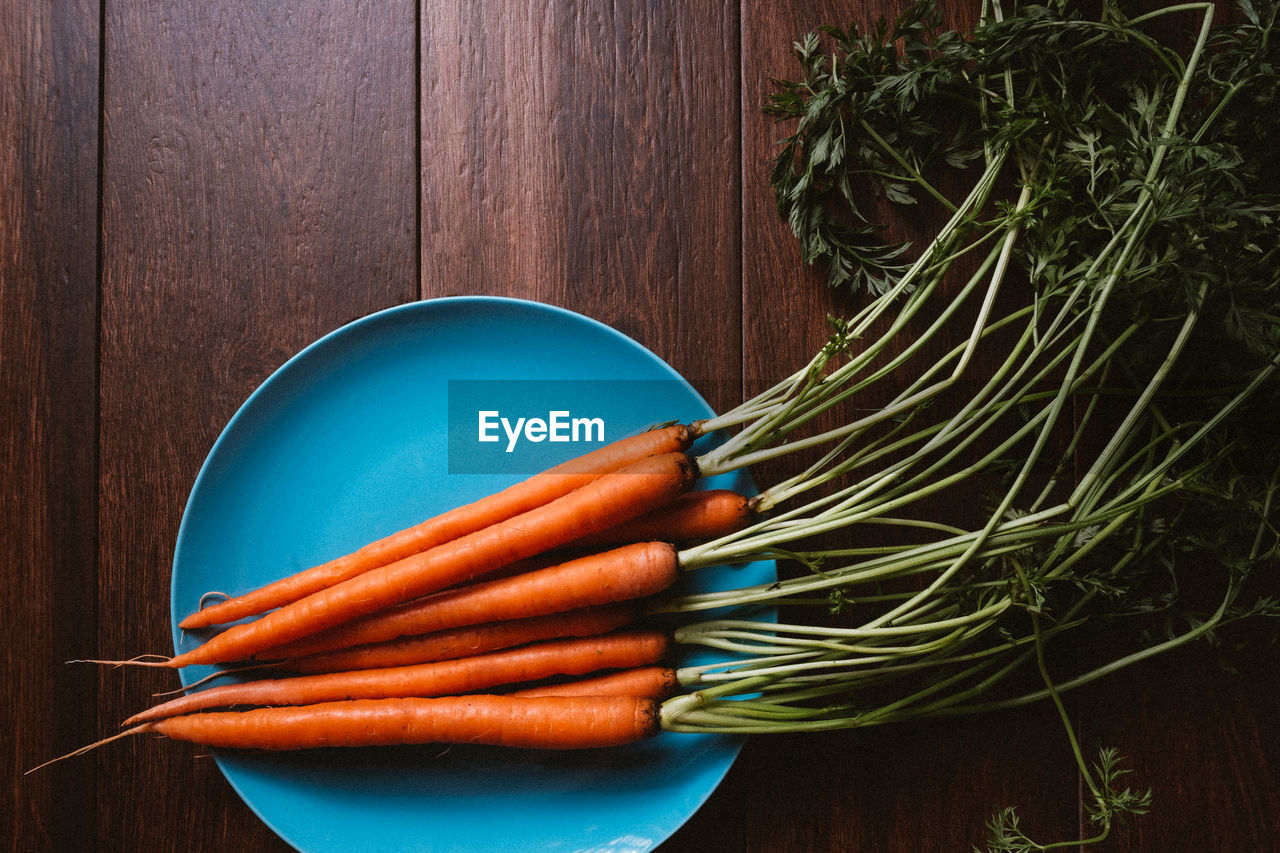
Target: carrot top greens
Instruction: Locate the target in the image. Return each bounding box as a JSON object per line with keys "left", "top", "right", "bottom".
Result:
{"left": 662, "top": 2, "right": 1279, "bottom": 848}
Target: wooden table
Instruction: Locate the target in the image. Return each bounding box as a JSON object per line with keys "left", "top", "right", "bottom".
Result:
{"left": 6, "top": 1, "right": 1277, "bottom": 850}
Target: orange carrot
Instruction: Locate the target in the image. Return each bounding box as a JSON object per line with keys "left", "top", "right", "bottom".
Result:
{"left": 285, "top": 604, "right": 637, "bottom": 674}
{"left": 254, "top": 541, "right": 680, "bottom": 662}
{"left": 168, "top": 452, "right": 696, "bottom": 667}
{"left": 180, "top": 424, "right": 694, "bottom": 629}
{"left": 126, "top": 631, "right": 671, "bottom": 725}
{"left": 510, "top": 666, "right": 681, "bottom": 700}
{"left": 570, "top": 489, "right": 752, "bottom": 547}
{"left": 139, "top": 695, "right": 660, "bottom": 751}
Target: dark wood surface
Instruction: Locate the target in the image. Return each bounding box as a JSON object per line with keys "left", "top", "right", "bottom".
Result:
{"left": 5, "top": 2, "right": 1277, "bottom": 851}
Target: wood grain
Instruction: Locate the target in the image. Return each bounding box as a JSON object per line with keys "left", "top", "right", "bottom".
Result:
{"left": 94, "top": 1, "right": 416, "bottom": 850}
{"left": 2, "top": 2, "right": 100, "bottom": 850}
{"left": 1076, "top": 627, "right": 1280, "bottom": 850}
{"left": 420, "top": 0, "right": 741, "bottom": 414}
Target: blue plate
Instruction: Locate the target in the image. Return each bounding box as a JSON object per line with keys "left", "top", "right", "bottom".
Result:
{"left": 169, "top": 297, "right": 774, "bottom": 853}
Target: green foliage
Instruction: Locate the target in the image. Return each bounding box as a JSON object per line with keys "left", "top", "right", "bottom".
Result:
{"left": 768, "top": 0, "right": 1280, "bottom": 380}
{"left": 768, "top": 0, "right": 1279, "bottom": 601}
{"left": 977, "top": 747, "right": 1151, "bottom": 852}
{"left": 765, "top": 0, "right": 979, "bottom": 294}
{"left": 756, "top": 2, "right": 1279, "bottom": 848}
{"left": 672, "top": 11, "right": 1277, "bottom": 850}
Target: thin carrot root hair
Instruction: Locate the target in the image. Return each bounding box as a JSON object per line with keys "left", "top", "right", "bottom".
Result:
{"left": 152, "top": 663, "right": 280, "bottom": 695}
{"left": 71, "top": 654, "right": 172, "bottom": 668}
{"left": 26, "top": 728, "right": 148, "bottom": 774}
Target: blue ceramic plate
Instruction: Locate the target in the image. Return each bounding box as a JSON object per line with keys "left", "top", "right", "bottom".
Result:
{"left": 170, "top": 297, "right": 774, "bottom": 853}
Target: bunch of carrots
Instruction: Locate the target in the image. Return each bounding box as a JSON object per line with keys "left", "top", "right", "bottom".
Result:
{"left": 47, "top": 424, "right": 769, "bottom": 761}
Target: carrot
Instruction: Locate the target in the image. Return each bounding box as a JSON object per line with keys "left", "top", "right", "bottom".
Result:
{"left": 157, "top": 604, "right": 611, "bottom": 693}
{"left": 140, "top": 695, "right": 660, "bottom": 751}
{"left": 36, "top": 696, "right": 659, "bottom": 765}
{"left": 254, "top": 541, "right": 680, "bottom": 662}
{"left": 125, "top": 630, "right": 671, "bottom": 725}
{"left": 167, "top": 452, "right": 696, "bottom": 667}
{"left": 179, "top": 424, "right": 694, "bottom": 629}
{"left": 285, "top": 604, "right": 637, "bottom": 674}
{"left": 510, "top": 666, "right": 680, "bottom": 700}
{"left": 569, "top": 489, "right": 752, "bottom": 547}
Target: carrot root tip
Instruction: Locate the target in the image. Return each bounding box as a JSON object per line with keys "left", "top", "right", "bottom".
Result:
{"left": 70, "top": 655, "right": 174, "bottom": 668}
{"left": 151, "top": 662, "right": 277, "bottom": 696}
{"left": 25, "top": 725, "right": 150, "bottom": 774}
